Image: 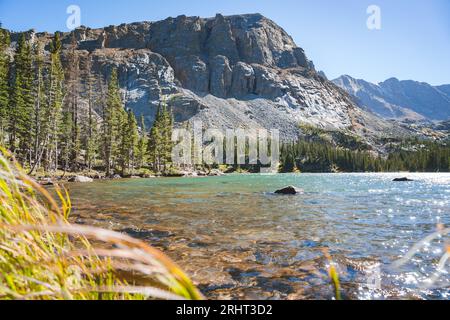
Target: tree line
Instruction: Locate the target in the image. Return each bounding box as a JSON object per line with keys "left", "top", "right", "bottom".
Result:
{"left": 279, "top": 140, "right": 450, "bottom": 173}
{"left": 0, "top": 30, "right": 174, "bottom": 177}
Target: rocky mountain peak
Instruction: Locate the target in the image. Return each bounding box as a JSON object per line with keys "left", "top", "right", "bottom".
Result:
{"left": 68, "top": 13, "right": 311, "bottom": 70}
{"left": 381, "top": 77, "right": 400, "bottom": 84}
{"left": 6, "top": 14, "right": 410, "bottom": 143}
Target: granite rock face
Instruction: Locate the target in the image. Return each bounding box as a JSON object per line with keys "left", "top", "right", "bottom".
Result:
{"left": 9, "top": 14, "right": 410, "bottom": 142}
{"left": 210, "top": 55, "right": 232, "bottom": 98}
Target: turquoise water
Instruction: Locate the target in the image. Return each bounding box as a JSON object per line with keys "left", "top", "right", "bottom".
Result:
{"left": 67, "top": 173, "right": 450, "bottom": 300}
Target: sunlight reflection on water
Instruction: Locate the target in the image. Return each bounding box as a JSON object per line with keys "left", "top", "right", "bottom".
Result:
{"left": 67, "top": 173, "right": 450, "bottom": 300}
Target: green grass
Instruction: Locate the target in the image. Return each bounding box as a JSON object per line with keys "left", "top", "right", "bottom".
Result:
{"left": 323, "top": 249, "right": 342, "bottom": 300}
{"left": 0, "top": 148, "right": 203, "bottom": 300}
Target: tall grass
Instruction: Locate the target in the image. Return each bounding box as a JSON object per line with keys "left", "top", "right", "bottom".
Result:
{"left": 0, "top": 148, "right": 203, "bottom": 300}
{"left": 323, "top": 249, "right": 342, "bottom": 300}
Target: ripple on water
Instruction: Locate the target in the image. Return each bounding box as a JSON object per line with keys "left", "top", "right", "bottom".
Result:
{"left": 66, "top": 173, "right": 450, "bottom": 300}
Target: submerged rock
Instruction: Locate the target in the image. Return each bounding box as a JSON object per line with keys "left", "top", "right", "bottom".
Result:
{"left": 68, "top": 176, "right": 94, "bottom": 183}
{"left": 180, "top": 170, "right": 209, "bottom": 177}
{"left": 208, "top": 169, "right": 224, "bottom": 176}
{"left": 186, "top": 171, "right": 198, "bottom": 177}
{"left": 120, "top": 227, "right": 173, "bottom": 240}
{"left": 275, "top": 186, "right": 303, "bottom": 195}
{"left": 38, "top": 178, "right": 54, "bottom": 186}
{"left": 393, "top": 177, "right": 414, "bottom": 182}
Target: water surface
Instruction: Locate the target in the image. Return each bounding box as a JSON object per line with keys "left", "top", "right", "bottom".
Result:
{"left": 67, "top": 173, "right": 450, "bottom": 300}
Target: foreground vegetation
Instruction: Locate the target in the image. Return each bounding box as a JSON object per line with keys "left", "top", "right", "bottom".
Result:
{"left": 0, "top": 149, "right": 202, "bottom": 300}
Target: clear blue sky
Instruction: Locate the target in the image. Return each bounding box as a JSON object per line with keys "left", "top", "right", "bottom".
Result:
{"left": 1, "top": 0, "right": 449, "bottom": 85}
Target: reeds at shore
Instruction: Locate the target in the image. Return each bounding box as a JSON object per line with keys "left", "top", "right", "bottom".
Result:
{"left": 0, "top": 148, "right": 203, "bottom": 300}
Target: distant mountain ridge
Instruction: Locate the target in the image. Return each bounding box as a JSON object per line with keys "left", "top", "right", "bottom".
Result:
{"left": 333, "top": 75, "right": 450, "bottom": 121}
{"left": 437, "top": 84, "right": 450, "bottom": 97}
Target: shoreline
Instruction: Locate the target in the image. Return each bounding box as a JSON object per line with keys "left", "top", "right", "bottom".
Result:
{"left": 34, "top": 170, "right": 447, "bottom": 186}
{"left": 34, "top": 168, "right": 227, "bottom": 185}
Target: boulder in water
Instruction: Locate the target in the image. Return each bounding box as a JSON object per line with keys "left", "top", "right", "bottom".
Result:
{"left": 208, "top": 169, "right": 224, "bottom": 176}
{"left": 393, "top": 177, "right": 414, "bottom": 182}
{"left": 68, "top": 176, "right": 94, "bottom": 183}
{"left": 275, "top": 186, "right": 303, "bottom": 195}
{"left": 38, "top": 178, "right": 54, "bottom": 186}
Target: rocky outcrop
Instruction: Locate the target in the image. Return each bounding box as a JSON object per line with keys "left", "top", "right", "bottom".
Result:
{"left": 9, "top": 14, "right": 412, "bottom": 143}
{"left": 210, "top": 55, "right": 232, "bottom": 98}
{"left": 206, "top": 14, "right": 239, "bottom": 63}
{"left": 230, "top": 62, "right": 255, "bottom": 97}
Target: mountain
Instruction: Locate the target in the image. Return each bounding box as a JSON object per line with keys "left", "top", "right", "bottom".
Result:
{"left": 8, "top": 14, "right": 410, "bottom": 142}
{"left": 333, "top": 75, "right": 450, "bottom": 121}
{"left": 437, "top": 84, "right": 450, "bottom": 97}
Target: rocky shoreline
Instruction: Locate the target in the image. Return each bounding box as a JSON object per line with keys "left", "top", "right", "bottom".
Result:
{"left": 36, "top": 169, "right": 416, "bottom": 186}
{"left": 36, "top": 168, "right": 225, "bottom": 185}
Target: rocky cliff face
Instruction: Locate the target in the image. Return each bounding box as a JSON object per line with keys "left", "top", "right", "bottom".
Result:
{"left": 10, "top": 14, "right": 410, "bottom": 142}
{"left": 333, "top": 75, "right": 450, "bottom": 121}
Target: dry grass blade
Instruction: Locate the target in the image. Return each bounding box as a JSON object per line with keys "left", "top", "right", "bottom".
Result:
{"left": 5, "top": 223, "right": 203, "bottom": 300}
{"left": 0, "top": 148, "right": 203, "bottom": 300}
{"left": 96, "top": 286, "right": 187, "bottom": 301}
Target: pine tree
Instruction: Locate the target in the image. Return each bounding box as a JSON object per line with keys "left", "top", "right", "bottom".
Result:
{"left": 0, "top": 29, "right": 10, "bottom": 145}
{"left": 83, "top": 55, "right": 98, "bottom": 171}
{"left": 29, "top": 40, "right": 47, "bottom": 173}
{"left": 60, "top": 108, "right": 73, "bottom": 172}
{"left": 162, "top": 102, "right": 174, "bottom": 171}
{"left": 148, "top": 100, "right": 174, "bottom": 173}
{"left": 9, "top": 34, "right": 34, "bottom": 165}
{"left": 44, "top": 32, "right": 64, "bottom": 172}
{"left": 148, "top": 107, "right": 162, "bottom": 172}
{"left": 135, "top": 115, "right": 148, "bottom": 169}
{"left": 119, "top": 109, "right": 139, "bottom": 175}
{"left": 66, "top": 34, "right": 80, "bottom": 170}
{"left": 102, "top": 68, "right": 126, "bottom": 176}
